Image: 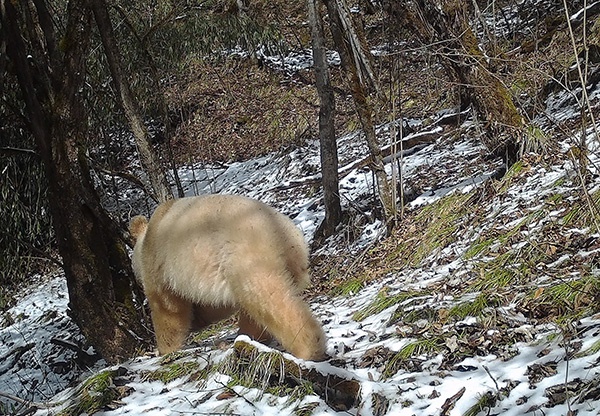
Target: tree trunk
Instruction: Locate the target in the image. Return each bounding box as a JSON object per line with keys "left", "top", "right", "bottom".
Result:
{"left": 109, "top": 3, "right": 185, "bottom": 198}
{"left": 2, "top": 0, "right": 152, "bottom": 364}
{"left": 385, "top": 0, "right": 524, "bottom": 165}
{"left": 91, "top": 0, "right": 172, "bottom": 203}
{"left": 308, "top": 0, "right": 342, "bottom": 239}
{"left": 323, "top": 0, "right": 396, "bottom": 227}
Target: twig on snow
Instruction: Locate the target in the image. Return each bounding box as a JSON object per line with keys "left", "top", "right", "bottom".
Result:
{"left": 440, "top": 386, "right": 466, "bottom": 416}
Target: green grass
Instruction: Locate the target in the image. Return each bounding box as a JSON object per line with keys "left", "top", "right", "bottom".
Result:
{"left": 448, "top": 292, "right": 502, "bottom": 321}
{"left": 382, "top": 192, "right": 474, "bottom": 270}
{"left": 145, "top": 361, "right": 203, "bottom": 384}
{"left": 464, "top": 236, "right": 496, "bottom": 259}
{"left": 562, "top": 189, "right": 600, "bottom": 229}
{"left": 470, "top": 252, "right": 520, "bottom": 291}
{"left": 58, "top": 369, "right": 121, "bottom": 416}
{"left": 218, "top": 345, "right": 316, "bottom": 405}
{"left": 407, "top": 192, "right": 473, "bottom": 267}
{"left": 576, "top": 338, "right": 600, "bottom": 358}
{"left": 326, "top": 192, "right": 475, "bottom": 296}
{"left": 529, "top": 274, "right": 600, "bottom": 321}
{"left": 293, "top": 402, "right": 320, "bottom": 416}
{"left": 463, "top": 391, "right": 497, "bottom": 416}
{"left": 190, "top": 319, "right": 235, "bottom": 344}
{"left": 497, "top": 160, "right": 525, "bottom": 193}
{"left": 393, "top": 305, "right": 438, "bottom": 324}
{"left": 353, "top": 288, "right": 427, "bottom": 322}
{"left": 470, "top": 229, "right": 551, "bottom": 293}
{"left": 331, "top": 277, "right": 366, "bottom": 297}
{"left": 524, "top": 125, "right": 551, "bottom": 154}
{"left": 382, "top": 337, "right": 445, "bottom": 379}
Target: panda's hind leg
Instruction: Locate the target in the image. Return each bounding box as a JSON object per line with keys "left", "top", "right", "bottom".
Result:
{"left": 146, "top": 288, "right": 193, "bottom": 355}
{"left": 238, "top": 311, "right": 273, "bottom": 344}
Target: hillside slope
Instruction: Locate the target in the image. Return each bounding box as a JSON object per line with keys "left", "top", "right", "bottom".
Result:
{"left": 2, "top": 95, "right": 600, "bottom": 414}
{"left": 3, "top": 1, "right": 600, "bottom": 415}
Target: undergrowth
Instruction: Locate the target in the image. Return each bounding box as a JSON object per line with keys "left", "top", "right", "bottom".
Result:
{"left": 59, "top": 369, "right": 122, "bottom": 416}
{"left": 353, "top": 288, "right": 428, "bottom": 322}
{"left": 391, "top": 192, "right": 474, "bottom": 268}
{"left": 382, "top": 336, "right": 446, "bottom": 379}
{"left": 144, "top": 360, "right": 204, "bottom": 384}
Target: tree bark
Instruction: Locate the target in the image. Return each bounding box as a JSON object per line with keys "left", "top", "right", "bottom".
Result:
{"left": 2, "top": 0, "right": 152, "bottom": 363}
{"left": 308, "top": 0, "right": 342, "bottom": 239}
{"left": 91, "top": 0, "right": 172, "bottom": 203}
{"left": 323, "top": 0, "right": 395, "bottom": 227}
{"left": 384, "top": 0, "right": 524, "bottom": 165}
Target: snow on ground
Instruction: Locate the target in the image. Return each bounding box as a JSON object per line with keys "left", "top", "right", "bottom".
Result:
{"left": 2, "top": 107, "right": 600, "bottom": 415}
{"left": 0, "top": 273, "right": 105, "bottom": 407}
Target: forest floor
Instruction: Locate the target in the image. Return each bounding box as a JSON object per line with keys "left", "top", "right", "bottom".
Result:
{"left": 3, "top": 95, "right": 600, "bottom": 414}
{"left": 3, "top": 1, "right": 600, "bottom": 415}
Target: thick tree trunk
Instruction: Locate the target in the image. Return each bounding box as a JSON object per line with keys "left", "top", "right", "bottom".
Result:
{"left": 2, "top": 0, "right": 152, "bottom": 363}
{"left": 308, "top": 0, "right": 342, "bottom": 239}
{"left": 323, "top": 0, "right": 395, "bottom": 227}
{"left": 91, "top": 0, "right": 172, "bottom": 203}
{"left": 385, "top": 0, "right": 524, "bottom": 165}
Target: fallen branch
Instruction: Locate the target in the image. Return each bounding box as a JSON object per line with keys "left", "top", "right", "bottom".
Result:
{"left": 0, "top": 344, "right": 34, "bottom": 376}
{"left": 0, "top": 390, "right": 68, "bottom": 414}
{"left": 50, "top": 337, "right": 101, "bottom": 366}
{"left": 92, "top": 163, "right": 148, "bottom": 191}
{"left": 0, "top": 391, "right": 43, "bottom": 409}
{"left": 272, "top": 128, "right": 441, "bottom": 192}
{"left": 0, "top": 147, "right": 39, "bottom": 158}
{"left": 440, "top": 386, "right": 466, "bottom": 415}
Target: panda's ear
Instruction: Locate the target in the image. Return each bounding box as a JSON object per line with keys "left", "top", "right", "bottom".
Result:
{"left": 129, "top": 215, "right": 149, "bottom": 243}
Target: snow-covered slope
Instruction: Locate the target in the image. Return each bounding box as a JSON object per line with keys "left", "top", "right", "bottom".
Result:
{"left": 3, "top": 101, "right": 600, "bottom": 416}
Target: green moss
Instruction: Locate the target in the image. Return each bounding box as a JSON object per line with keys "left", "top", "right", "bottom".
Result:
{"left": 59, "top": 369, "right": 121, "bottom": 416}
{"left": 145, "top": 361, "right": 202, "bottom": 383}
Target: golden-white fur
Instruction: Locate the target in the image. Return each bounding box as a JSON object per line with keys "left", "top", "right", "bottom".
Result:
{"left": 129, "top": 195, "right": 327, "bottom": 361}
